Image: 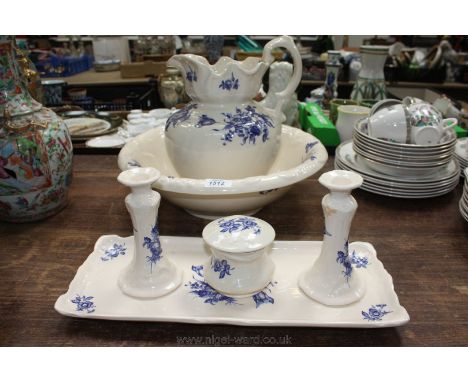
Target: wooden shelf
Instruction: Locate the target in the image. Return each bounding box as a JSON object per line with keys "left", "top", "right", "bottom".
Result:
{"left": 300, "top": 79, "right": 468, "bottom": 89}
{"left": 42, "top": 69, "right": 152, "bottom": 87}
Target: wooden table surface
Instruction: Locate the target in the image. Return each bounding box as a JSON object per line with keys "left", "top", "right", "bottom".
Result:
{"left": 1, "top": 155, "right": 467, "bottom": 346}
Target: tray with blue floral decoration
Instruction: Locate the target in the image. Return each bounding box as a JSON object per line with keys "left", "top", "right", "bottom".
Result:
{"left": 55, "top": 235, "right": 409, "bottom": 327}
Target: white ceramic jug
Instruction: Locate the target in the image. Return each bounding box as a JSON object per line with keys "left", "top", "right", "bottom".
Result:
{"left": 164, "top": 35, "right": 302, "bottom": 179}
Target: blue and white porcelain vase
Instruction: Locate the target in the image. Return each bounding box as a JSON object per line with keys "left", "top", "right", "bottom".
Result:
{"left": 117, "top": 167, "right": 182, "bottom": 298}
{"left": 0, "top": 36, "right": 73, "bottom": 222}
{"left": 322, "top": 50, "right": 341, "bottom": 110}
{"left": 298, "top": 170, "right": 366, "bottom": 306}
{"left": 165, "top": 35, "right": 302, "bottom": 179}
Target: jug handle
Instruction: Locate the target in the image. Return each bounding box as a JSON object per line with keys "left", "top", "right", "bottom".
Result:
{"left": 261, "top": 36, "right": 302, "bottom": 119}
{"left": 441, "top": 117, "right": 458, "bottom": 137}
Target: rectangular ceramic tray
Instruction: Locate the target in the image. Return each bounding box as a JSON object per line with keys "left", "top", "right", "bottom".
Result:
{"left": 55, "top": 235, "right": 410, "bottom": 328}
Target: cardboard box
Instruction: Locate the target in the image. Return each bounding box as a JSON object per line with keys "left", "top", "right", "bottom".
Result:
{"left": 120, "top": 61, "right": 167, "bottom": 78}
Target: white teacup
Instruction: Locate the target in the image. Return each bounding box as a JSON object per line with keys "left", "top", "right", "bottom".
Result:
{"left": 411, "top": 118, "right": 457, "bottom": 146}
{"left": 335, "top": 105, "right": 370, "bottom": 142}
{"left": 368, "top": 104, "right": 408, "bottom": 143}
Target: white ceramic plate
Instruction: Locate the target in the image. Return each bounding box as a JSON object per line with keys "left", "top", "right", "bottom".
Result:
{"left": 337, "top": 141, "right": 459, "bottom": 184}
{"left": 86, "top": 134, "right": 127, "bottom": 148}
{"left": 55, "top": 235, "right": 409, "bottom": 328}
{"left": 65, "top": 117, "right": 112, "bottom": 138}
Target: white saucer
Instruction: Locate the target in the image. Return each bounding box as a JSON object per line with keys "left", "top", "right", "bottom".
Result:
{"left": 86, "top": 135, "right": 127, "bottom": 148}
{"left": 54, "top": 235, "right": 409, "bottom": 328}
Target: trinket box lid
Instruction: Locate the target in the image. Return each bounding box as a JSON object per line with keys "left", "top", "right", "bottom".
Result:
{"left": 202, "top": 215, "right": 275, "bottom": 253}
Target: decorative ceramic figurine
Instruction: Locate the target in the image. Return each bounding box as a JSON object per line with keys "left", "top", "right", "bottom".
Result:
{"left": 322, "top": 50, "right": 342, "bottom": 109}
{"left": 299, "top": 170, "right": 366, "bottom": 306}
{"left": 261, "top": 61, "right": 298, "bottom": 126}
{"left": 202, "top": 215, "right": 275, "bottom": 296}
{"left": 117, "top": 167, "right": 182, "bottom": 298}
{"left": 164, "top": 35, "right": 302, "bottom": 179}
{"left": 158, "top": 66, "right": 187, "bottom": 108}
{"left": 351, "top": 45, "right": 389, "bottom": 102}
{"left": 0, "top": 36, "right": 73, "bottom": 222}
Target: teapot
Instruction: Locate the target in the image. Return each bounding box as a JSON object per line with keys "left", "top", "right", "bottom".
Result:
{"left": 164, "top": 35, "right": 302, "bottom": 179}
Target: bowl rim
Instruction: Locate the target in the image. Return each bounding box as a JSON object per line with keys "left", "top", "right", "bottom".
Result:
{"left": 118, "top": 125, "right": 328, "bottom": 195}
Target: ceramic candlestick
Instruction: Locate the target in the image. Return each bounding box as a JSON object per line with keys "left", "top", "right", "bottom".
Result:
{"left": 299, "top": 170, "right": 366, "bottom": 306}
{"left": 117, "top": 167, "right": 182, "bottom": 298}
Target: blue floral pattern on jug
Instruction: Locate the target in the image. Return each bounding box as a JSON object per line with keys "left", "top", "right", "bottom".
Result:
{"left": 143, "top": 224, "right": 163, "bottom": 272}
{"left": 195, "top": 114, "right": 216, "bottom": 128}
{"left": 186, "top": 67, "right": 197, "bottom": 82}
{"left": 211, "top": 258, "right": 235, "bottom": 279}
{"left": 166, "top": 103, "right": 198, "bottom": 130}
{"left": 362, "top": 304, "right": 392, "bottom": 321}
{"left": 101, "top": 243, "right": 127, "bottom": 261}
{"left": 336, "top": 240, "right": 353, "bottom": 282}
{"left": 214, "top": 105, "right": 274, "bottom": 145}
{"left": 219, "top": 72, "right": 239, "bottom": 91}
{"left": 218, "top": 216, "right": 261, "bottom": 235}
{"left": 71, "top": 295, "right": 95, "bottom": 313}
{"left": 186, "top": 265, "right": 276, "bottom": 308}
{"left": 351, "top": 250, "right": 369, "bottom": 268}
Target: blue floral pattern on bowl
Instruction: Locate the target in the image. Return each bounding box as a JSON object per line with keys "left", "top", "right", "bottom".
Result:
{"left": 218, "top": 216, "right": 261, "bottom": 235}
{"left": 101, "top": 243, "right": 127, "bottom": 261}
{"left": 305, "top": 141, "right": 318, "bottom": 154}
{"left": 219, "top": 72, "right": 239, "bottom": 91}
{"left": 211, "top": 258, "right": 235, "bottom": 279}
{"left": 166, "top": 103, "right": 198, "bottom": 130}
{"left": 214, "top": 105, "right": 274, "bottom": 145}
{"left": 143, "top": 224, "right": 163, "bottom": 272}
{"left": 362, "top": 304, "right": 392, "bottom": 321}
{"left": 186, "top": 265, "right": 276, "bottom": 308}
{"left": 71, "top": 295, "right": 95, "bottom": 313}
{"left": 336, "top": 240, "right": 352, "bottom": 282}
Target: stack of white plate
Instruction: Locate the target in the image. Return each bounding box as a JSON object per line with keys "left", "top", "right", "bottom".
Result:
{"left": 335, "top": 141, "right": 460, "bottom": 199}
{"left": 353, "top": 118, "right": 457, "bottom": 177}
{"left": 460, "top": 169, "right": 468, "bottom": 221}
{"left": 454, "top": 138, "right": 468, "bottom": 178}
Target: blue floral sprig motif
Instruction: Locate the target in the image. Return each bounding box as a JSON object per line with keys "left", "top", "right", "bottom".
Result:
{"left": 215, "top": 105, "right": 274, "bottom": 146}
{"left": 186, "top": 67, "right": 197, "bottom": 82}
{"left": 195, "top": 114, "right": 216, "bottom": 128}
{"left": 186, "top": 265, "right": 238, "bottom": 306}
{"left": 186, "top": 265, "right": 277, "bottom": 308}
{"left": 251, "top": 282, "right": 277, "bottom": 308}
{"left": 211, "top": 258, "right": 235, "bottom": 279}
{"left": 362, "top": 304, "right": 392, "bottom": 321}
{"left": 351, "top": 250, "right": 369, "bottom": 268}
{"left": 305, "top": 141, "right": 318, "bottom": 154}
{"left": 127, "top": 159, "right": 141, "bottom": 168}
{"left": 336, "top": 240, "right": 353, "bottom": 282}
{"left": 71, "top": 295, "right": 95, "bottom": 313}
{"left": 218, "top": 216, "right": 261, "bottom": 235}
{"left": 143, "top": 224, "right": 163, "bottom": 272}
{"left": 101, "top": 243, "right": 126, "bottom": 261}
{"left": 219, "top": 72, "right": 239, "bottom": 91}
{"left": 166, "top": 103, "right": 198, "bottom": 130}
